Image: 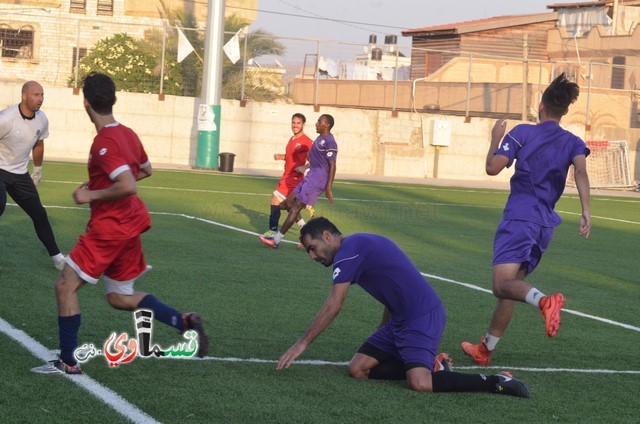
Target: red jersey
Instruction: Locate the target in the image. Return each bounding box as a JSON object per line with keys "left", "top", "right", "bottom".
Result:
{"left": 281, "top": 133, "right": 312, "bottom": 180}
{"left": 85, "top": 123, "right": 151, "bottom": 240}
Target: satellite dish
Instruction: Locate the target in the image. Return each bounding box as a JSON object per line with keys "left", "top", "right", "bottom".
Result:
{"left": 363, "top": 46, "right": 368, "bottom": 54}
{"left": 274, "top": 59, "right": 284, "bottom": 68}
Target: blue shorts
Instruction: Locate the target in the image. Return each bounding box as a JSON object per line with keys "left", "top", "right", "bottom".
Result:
{"left": 493, "top": 219, "right": 554, "bottom": 275}
{"left": 361, "top": 302, "right": 446, "bottom": 370}
{"left": 293, "top": 178, "right": 325, "bottom": 206}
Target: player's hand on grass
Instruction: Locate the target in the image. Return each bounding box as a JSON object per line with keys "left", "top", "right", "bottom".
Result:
{"left": 277, "top": 341, "right": 307, "bottom": 370}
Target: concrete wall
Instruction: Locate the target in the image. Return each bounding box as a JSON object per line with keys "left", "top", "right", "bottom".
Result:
{"left": 1, "top": 82, "right": 637, "bottom": 185}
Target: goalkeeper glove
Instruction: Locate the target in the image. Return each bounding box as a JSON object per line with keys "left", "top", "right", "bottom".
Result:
{"left": 31, "top": 166, "right": 42, "bottom": 185}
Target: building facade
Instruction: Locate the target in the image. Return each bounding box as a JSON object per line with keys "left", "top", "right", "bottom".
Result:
{"left": 0, "top": 0, "right": 257, "bottom": 87}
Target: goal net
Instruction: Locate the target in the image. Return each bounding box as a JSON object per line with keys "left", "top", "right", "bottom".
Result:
{"left": 567, "top": 140, "right": 635, "bottom": 189}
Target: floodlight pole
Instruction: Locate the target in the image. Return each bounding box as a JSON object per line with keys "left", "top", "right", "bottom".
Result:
{"left": 196, "top": 0, "right": 226, "bottom": 169}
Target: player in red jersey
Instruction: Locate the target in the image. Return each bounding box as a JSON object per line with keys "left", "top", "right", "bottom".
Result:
{"left": 262, "top": 113, "right": 314, "bottom": 240}
{"left": 31, "top": 73, "right": 208, "bottom": 375}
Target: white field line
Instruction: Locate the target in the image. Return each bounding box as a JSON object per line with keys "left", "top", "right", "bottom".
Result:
{"left": 5, "top": 182, "right": 640, "bottom": 382}
{"left": 128, "top": 355, "right": 640, "bottom": 375}
{"left": 227, "top": 358, "right": 640, "bottom": 374}
{"left": 0, "top": 317, "right": 159, "bottom": 424}
{"left": 420, "top": 273, "right": 640, "bottom": 332}
{"left": 7, "top": 203, "right": 640, "bottom": 329}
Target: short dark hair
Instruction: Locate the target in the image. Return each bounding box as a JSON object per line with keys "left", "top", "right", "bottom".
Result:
{"left": 82, "top": 72, "right": 116, "bottom": 115}
{"left": 541, "top": 73, "right": 579, "bottom": 118}
{"left": 299, "top": 217, "right": 341, "bottom": 242}
{"left": 292, "top": 113, "right": 306, "bottom": 123}
{"left": 320, "top": 114, "right": 334, "bottom": 130}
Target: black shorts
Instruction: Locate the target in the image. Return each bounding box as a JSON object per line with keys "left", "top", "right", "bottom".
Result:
{"left": 0, "top": 169, "right": 39, "bottom": 214}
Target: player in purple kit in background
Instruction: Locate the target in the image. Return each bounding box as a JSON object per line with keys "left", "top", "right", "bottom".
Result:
{"left": 461, "top": 73, "right": 592, "bottom": 366}
{"left": 276, "top": 217, "right": 531, "bottom": 398}
{"left": 259, "top": 114, "right": 337, "bottom": 249}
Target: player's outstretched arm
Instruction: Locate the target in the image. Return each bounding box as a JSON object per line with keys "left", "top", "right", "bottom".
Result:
{"left": 277, "top": 282, "right": 350, "bottom": 370}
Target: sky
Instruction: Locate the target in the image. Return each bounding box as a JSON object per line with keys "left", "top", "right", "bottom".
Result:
{"left": 246, "top": 0, "right": 567, "bottom": 63}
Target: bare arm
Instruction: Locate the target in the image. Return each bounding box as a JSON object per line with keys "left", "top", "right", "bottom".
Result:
{"left": 486, "top": 119, "right": 509, "bottom": 176}
{"left": 277, "top": 282, "right": 350, "bottom": 370}
{"left": 137, "top": 163, "right": 152, "bottom": 181}
{"left": 73, "top": 169, "right": 137, "bottom": 204}
{"left": 31, "top": 139, "right": 44, "bottom": 167}
{"left": 572, "top": 154, "right": 591, "bottom": 238}
{"left": 324, "top": 160, "right": 337, "bottom": 203}
{"left": 31, "top": 140, "right": 45, "bottom": 184}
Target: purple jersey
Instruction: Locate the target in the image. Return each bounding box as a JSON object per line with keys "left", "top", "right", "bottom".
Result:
{"left": 496, "top": 121, "right": 590, "bottom": 227}
{"left": 305, "top": 133, "right": 337, "bottom": 190}
{"left": 332, "top": 233, "right": 442, "bottom": 322}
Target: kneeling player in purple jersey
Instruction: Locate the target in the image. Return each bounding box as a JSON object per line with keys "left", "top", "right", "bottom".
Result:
{"left": 461, "top": 73, "right": 592, "bottom": 367}
{"left": 276, "top": 217, "right": 530, "bottom": 398}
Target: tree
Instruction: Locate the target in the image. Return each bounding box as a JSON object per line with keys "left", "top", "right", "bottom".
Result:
{"left": 69, "top": 11, "right": 286, "bottom": 100}
{"left": 69, "top": 33, "right": 174, "bottom": 94}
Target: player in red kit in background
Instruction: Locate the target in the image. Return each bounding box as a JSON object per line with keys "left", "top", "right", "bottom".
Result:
{"left": 262, "top": 113, "right": 314, "bottom": 240}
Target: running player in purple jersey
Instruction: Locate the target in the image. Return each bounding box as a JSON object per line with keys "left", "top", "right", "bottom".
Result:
{"left": 259, "top": 115, "right": 337, "bottom": 249}
{"left": 276, "top": 217, "right": 530, "bottom": 398}
{"left": 462, "top": 73, "right": 592, "bottom": 366}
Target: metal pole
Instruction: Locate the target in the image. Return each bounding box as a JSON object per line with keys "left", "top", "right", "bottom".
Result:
{"left": 522, "top": 34, "right": 529, "bottom": 121}
{"left": 159, "top": 27, "right": 166, "bottom": 95}
{"left": 585, "top": 62, "right": 593, "bottom": 130}
{"left": 465, "top": 54, "right": 472, "bottom": 120}
{"left": 536, "top": 61, "right": 543, "bottom": 122}
{"left": 74, "top": 21, "right": 81, "bottom": 90}
{"left": 241, "top": 28, "right": 248, "bottom": 101}
{"left": 314, "top": 40, "right": 320, "bottom": 108}
{"left": 392, "top": 47, "right": 399, "bottom": 113}
{"left": 196, "top": 0, "right": 226, "bottom": 169}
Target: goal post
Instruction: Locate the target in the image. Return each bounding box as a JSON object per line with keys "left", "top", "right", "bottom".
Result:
{"left": 567, "top": 140, "right": 635, "bottom": 189}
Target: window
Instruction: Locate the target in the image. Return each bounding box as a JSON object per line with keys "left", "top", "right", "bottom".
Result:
{"left": 72, "top": 47, "right": 87, "bottom": 72}
{"left": 97, "top": 0, "right": 114, "bottom": 16}
{"left": 0, "top": 27, "right": 34, "bottom": 59}
{"left": 70, "top": 0, "right": 86, "bottom": 14}
{"left": 611, "top": 56, "right": 625, "bottom": 90}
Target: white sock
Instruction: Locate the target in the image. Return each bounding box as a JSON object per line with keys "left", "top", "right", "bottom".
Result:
{"left": 484, "top": 333, "right": 500, "bottom": 351}
{"left": 525, "top": 288, "right": 545, "bottom": 308}
{"left": 296, "top": 219, "right": 306, "bottom": 228}
{"left": 274, "top": 232, "right": 284, "bottom": 245}
{"left": 51, "top": 253, "right": 64, "bottom": 261}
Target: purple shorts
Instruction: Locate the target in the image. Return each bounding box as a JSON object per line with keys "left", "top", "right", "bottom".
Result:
{"left": 493, "top": 219, "right": 554, "bottom": 275}
{"left": 363, "top": 302, "right": 446, "bottom": 369}
{"left": 293, "top": 178, "right": 325, "bottom": 206}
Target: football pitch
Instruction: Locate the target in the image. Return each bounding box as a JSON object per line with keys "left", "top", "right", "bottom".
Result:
{"left": 1, "top": 161, "right": 638, "bottom": 423}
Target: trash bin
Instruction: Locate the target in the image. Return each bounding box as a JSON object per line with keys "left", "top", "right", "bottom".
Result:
{"left": 218, "top": 152, "right": 236, "bottom": 172}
